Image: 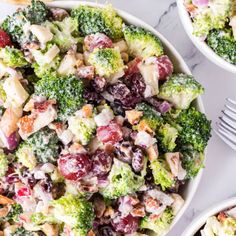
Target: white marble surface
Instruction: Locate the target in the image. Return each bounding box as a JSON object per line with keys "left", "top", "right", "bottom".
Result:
{"left": 1, "top": 0, "right": 236, "bottom": 235}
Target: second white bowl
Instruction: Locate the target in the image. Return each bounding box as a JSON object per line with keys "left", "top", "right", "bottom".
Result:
{"left": 182, "top": 197, "right": 236, "bottom": 236}
{"left": 177, "top": 0, "right": 236, "bottom": 74}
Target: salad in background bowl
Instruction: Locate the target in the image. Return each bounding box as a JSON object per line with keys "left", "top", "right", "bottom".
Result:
{"left": 177, "top": 0, "right": 236, "bottom": 74}
{"left": 183, "top": 197, "right": 236, "bottom": 236}
{"left": 0, "top": 1, "right": 211, "bottom": 235}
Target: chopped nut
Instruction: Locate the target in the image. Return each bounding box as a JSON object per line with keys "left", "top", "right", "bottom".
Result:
{"left": 125, "top": 110, "right": 143, "bottom": 125}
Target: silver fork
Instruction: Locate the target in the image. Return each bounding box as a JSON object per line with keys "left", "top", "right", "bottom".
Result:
{"left": 215, "top": 98, "right": 236, "bottom": 150}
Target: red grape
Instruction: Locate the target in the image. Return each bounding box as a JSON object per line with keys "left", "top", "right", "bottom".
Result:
{"left": 92, "top": 150, "right": 113, "bottom": 177}
{"left": 155, "top": 55, "right": 173, "bottom": 80}
{"left": 97, "top": 121, "right": 123, "bottom": 145}
{"left": 84, "top": 33, "right": 113, "bottom": 52}
{"left": 58, "top": 153, "right": 92, "bottom": 181}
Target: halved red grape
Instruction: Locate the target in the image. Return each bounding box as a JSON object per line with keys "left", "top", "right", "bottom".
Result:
{"left": 92, "top": 150, "right": 113, "bottom": 177}
{"left": 84, "top": 33, "right": 113, "bottom": 52}
{"left": 155, "top": 55, "right": 173, "bottom": 80}
{"left": 0, "top": 29, "right": 12, "bottom": 48}
{"left": 97, "top": 121, "right": 123, "bottom": 145}
{"left": 111, "top": 214, "right": 139, "bottom": 233}
{"left": 58, "top": 153, "right": 92, "bottom": 181}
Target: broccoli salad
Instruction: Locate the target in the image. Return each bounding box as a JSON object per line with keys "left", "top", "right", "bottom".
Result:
{"left": 0, "top": 1, "right": 211, "bottom": 235}
{"left": 184, "top": 0, "right": 236, "bottom": 64}
{"left": 196, "top": 206, "right": 236, "bottom": 236}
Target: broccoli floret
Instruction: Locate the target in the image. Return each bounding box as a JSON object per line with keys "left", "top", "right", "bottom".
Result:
{"left": 157, "top": 123, "right": 178, "bottom": 152}
{"left": 10, "top": 227, "right": 37, "bottom": 236}
{"left": 150, "top": 158, "right": 175, "bottom": 191}
{"left": 44, "top": 17, "right": 80, "bottom": 52}
{"left": 140, "top": 208, "right": 173, "bottom": 235}
{"left": 1, "top": 0, "right": 50, "bottom": 45}
{"left": 16, "top": 127, "right": 59, "bottom": 169}
{"left": 0, "top": 46, "right": 28, "bottom": 68}
{"left": 192, "top": 0, "right": 233, "bottom": 37}
{"left": 31, "top": 212, "right": 57, "bottom": 225}
{"left": 0, "top": 150, "right": 8, "bottom": 177}
{"left": 135, "top": 103, "right": 163, "bottom": 130}
{"left": 24, "top": 0, "right": 50, "bottom": 25}
{"left": 207, "top": 28, "right": 236, "bottom": 64}
{"left": 181, "top": 147, "right": 205, "bottom": 179}
{"left": 88, "top": 48, "right": 124, "bottom": 78}
{"left": 158, "top": 74, "right": 204, "bottom": 109}
{"left": 31, "top": 43, "right": 61, "bottom": 78}
{"left": 71, "top": 5, "right": 123, "bottom": 39}
{"left": 51, "top": 195, "right": 95, "bottom": 236}
{"left": 1, "top": 204, "right": 23, "bottom": 223}
{"left": 100, "top": 158, "right": 144, "bottom": 199}
{"left": 68, "top": 115, "right": 96, "bottom": 145}
{"left": 176, "top": 107, "right": 211, "bottom": 152}
{"left": 123, "top": 25, "right": 164, "bottom": 58}
{"left": 35, "top": 75, "right": 85, "bottom": 121}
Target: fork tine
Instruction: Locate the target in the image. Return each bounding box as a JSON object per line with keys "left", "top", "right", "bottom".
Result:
{"left": 217, "top": 127, "right": 236, "bottom": 145}
{"left": 225, "top": 104, "right": 236, "bottom": 114}
{"left": 214, "top": 129, "right": 236, "bottom": 151}
{"left": 220, "top": 116, "right": 236, "bottom": 130}
{"left": 227, "top": 98, "right": 236, "bottom": 106}
{"left": 217, "top": 122, "right": 236, "bottom": 136}
{"left": 222, "top": 109, "right": 236, "bottom": 122}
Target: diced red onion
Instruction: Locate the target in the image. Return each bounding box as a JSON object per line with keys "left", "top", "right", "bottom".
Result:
{"left": 192, "top": 0, "right": 209, "bottom": 7}
{"left": 158, "top": 101, "right": 172, "bottom": 113}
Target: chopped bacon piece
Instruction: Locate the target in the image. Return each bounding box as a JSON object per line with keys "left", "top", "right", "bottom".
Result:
{"left": 34, "top": 100, "right": 56, "bottom": 113}
{"left": 18, "top": 116, "right": 35, "bottom": 135}
{"left": 125, "top": 57, "right": 142, "bottom": 75}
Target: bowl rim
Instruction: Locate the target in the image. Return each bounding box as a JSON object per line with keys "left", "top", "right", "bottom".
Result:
{"left": 0, "top": 1, "right": 206, "bottom": 235}
{"left": 176, "top": 0, "right": 236, "bottom": 74}
{"left": 182, "top": 197, "right": 236, "bottom": 236}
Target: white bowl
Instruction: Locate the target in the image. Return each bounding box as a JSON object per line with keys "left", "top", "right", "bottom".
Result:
{"left": 177, "top": 0, "right": 236, "bottom": 74}
{"left": 0, "top": 1, "right": 206, "bottom": 235}
{"left": 47, "top": 2, "right": 205, "bottom": 234}
{"left": 182, "top": 197, "right": 236, "bottom": 236}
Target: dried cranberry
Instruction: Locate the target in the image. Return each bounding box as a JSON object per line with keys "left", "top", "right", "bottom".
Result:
{"left": 115, "top": 141, "right": 133, "bottom": 163}
{"left": 58, "top": 153, "right": 92, "bottom": 181}
{"left": 0, "top": 29, "right": 12, "bottom": 48}
{"left": 107, "top": 83, "right": 130, "bottom": 100}
{"left": 109, "top": 101, "right": 125, "bottom": 116}
{"left": 6, "top": 173, "right": 19, "bottom": 184}
{"left": 132, "top": 147, "right": 144, "bottom": 173}
{"left": 41, "top": 174, "right": 53, "bottom": 193}
{"left": 120, "top": 92, "right": 142, "bottom": 109}
{"left": 91, "top": 76, "right": 107, "bottom": 93}
{"left": 98, "top": 226, "right": 116, "bottom": 236}
{"left": 156, "top": 55, "right": 173, "bottom": 80}
{"left": 92, "top": 150, "right": 113, "bottom": 177}
{"left": 125, "top": 73, "right": 146, "bottom": 96}
{"left": 111, "top": 214, "right": 139, "bottom": 234}
{"left": 84, "top": 33, "right": 113, "bottom": 52}
{"left": 97, "top": 121, "right": 123, "bottom": 145}
{"left": 83, "top": 88, "right": 103, "bottom": 105}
